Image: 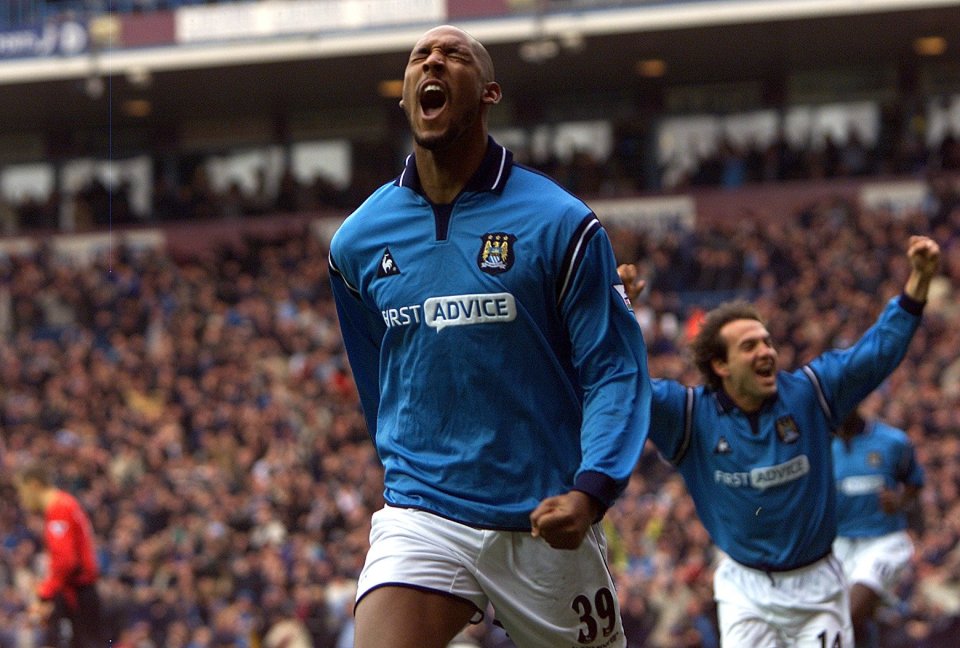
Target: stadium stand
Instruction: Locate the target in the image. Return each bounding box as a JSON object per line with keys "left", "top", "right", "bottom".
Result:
{"left": 1, "top": 1, "right": 960, "bottom": 647}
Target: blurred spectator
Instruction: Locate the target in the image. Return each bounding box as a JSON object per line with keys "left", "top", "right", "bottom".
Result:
{"left": 14, "top": 462, "right": 103, "bottom": 648}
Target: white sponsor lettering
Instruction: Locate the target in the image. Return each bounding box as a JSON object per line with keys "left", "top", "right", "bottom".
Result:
{"left": 381, "top": 304, "right": 422, "bottom": 328}
{"left": 751, "top": 455, "right": 810, "bottom": 490}
{"left": 714, "top": 470, "right": 751, "bottom": 487}
{"left": 424, "top": 293, "right": 516, "bottom": 332}
{"left": 839, "top": 474, "right": 885, "bottom": 496}
{"left": 715, "top": 455, "right": 810, "bottom": 490}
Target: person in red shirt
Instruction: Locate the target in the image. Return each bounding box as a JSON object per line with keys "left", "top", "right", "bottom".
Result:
{"left": 15, "top": 463, "right": 102, "bottom": 648}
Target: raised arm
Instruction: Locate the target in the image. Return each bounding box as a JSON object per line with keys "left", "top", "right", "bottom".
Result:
{"left": 903, "top": 235, "right": 941, "bottom": 302}
{"left": 617, "top": 262, "right": 645, "bottom": 302}
{"left": 808, "top": 234, "right": 941, "bottom": 423}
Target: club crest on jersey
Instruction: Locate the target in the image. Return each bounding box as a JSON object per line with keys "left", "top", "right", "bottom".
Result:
{"left": 377, "top": 248, "right": 401, "bottom": 278}
{"left": 776, "top": 416, "right": 800, "bottom": 444}
{"left": 477, "top": 233, "right": 516, "bottom": 275}
{"left": 714, "top": 436, "right": 732, "bottom": 454}
{"left": 867, "top": 451, "right": 882, "bottom": 468}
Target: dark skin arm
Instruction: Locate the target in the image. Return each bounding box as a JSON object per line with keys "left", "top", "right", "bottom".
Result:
{"left": 903, "top": 235, "right": 940, "bottom": 301}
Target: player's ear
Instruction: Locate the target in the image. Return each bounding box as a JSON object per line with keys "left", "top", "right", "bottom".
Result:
{"left": 482, "top": 81, "right": 501, "bottom": 105}
{"left": 711, "top": 357, "right": 730, "bottom": 379}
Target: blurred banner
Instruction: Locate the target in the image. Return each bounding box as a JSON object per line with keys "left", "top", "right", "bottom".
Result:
{"left": 175, "top": 0, "right": 446, "bottom": 44}
{"left": 0, "top": 20, "right": 87, "bottom": 59}
{"left": 859, "top": 180, "right": 928, "bottom": 217}
{"left": 588, "top": 196, "right": 696, "bottom": 235}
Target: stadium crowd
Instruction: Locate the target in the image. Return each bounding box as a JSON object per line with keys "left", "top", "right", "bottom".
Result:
{"left": 0, "top": 169, "right": 958, "bottom": 648}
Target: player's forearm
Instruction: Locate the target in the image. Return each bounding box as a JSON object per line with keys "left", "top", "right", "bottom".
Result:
{"left": 577, "top": 377, "right": 651, "bottom": 509}
{"left": 903, "top": 235, "right": 940, "bottom": 301}
{"left": 904, "top": 269, "right": 933, "bottom": 302}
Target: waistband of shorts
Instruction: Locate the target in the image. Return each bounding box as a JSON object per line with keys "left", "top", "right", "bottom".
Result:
{"left": 734, "top": 548, "right": 833, "bottom": 574}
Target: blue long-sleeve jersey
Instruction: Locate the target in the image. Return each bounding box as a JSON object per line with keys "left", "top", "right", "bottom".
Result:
{"left": 328, "top": 138, "right": 651, "bottom": 530}
{"left": 650, "top": 296, "right": 923, "bottom": 570}
{"left": 833, "top": 419, "right": 924, "bottom": 538}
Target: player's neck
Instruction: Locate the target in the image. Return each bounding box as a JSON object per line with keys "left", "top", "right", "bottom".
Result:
{"left": 415, "top": 133, "right": 488, "bottom": 204}
{"left": 725, "top": 388, "right": 765, "bottom": 413}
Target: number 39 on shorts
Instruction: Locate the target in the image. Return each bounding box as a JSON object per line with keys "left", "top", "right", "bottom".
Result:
{"left": 572, "top": 587, "right": 619, "bottom": 645}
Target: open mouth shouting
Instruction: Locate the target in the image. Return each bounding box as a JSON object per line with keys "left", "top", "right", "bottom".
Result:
{"left": 419, "top": 82, "right": 447, "bottom": 118}
{"left": 754, "top": 361, "right": 776, "bottom": 385}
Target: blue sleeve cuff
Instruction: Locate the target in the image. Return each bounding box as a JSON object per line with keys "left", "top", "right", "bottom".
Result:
{"left": 898, "top": 292, "right": 925, "bottom": 317}
{"left": 573, "top": 470, "right": 623, "bottom": 520}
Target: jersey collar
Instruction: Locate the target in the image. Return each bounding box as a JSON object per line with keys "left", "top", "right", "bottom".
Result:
{"left": 715, "top": 387, "right": 779, "bottom": 414}
{"left": 396, "top": 136, "right": 514, "bottom": 197}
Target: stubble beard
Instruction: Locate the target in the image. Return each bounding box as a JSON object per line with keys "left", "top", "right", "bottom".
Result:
{"left": 413, "top": 128, "right": 460, "bottom": 151}
{"left": 410, "top": 103, "right": 481, "bottom": 152}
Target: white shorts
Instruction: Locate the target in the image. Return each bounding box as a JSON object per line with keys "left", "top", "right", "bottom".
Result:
{"left": 357, "top": 505, "right": 626, "bottom": 648}
{"left": 713, "top": 553, "right": 853, "bottom": 648}
{"left": 833, "top": 531, "right": 914, "bottom": 600}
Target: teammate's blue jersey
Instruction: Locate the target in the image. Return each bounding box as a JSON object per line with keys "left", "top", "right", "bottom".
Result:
{"left": 328, "top": 138, "right": 651, "bottom": 530}
{"left": 650, "top": 296, "right": 923, "bottom": 570}
{"left": 833, "top": 420, "right": 924, "bottom": 538}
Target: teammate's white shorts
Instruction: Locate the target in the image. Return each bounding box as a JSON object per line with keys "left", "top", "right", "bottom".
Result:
{"left": 833, "top": 530, "right": 914, "bottom": 601}
{"left": 356, "top": 505, "right": 626, "bottom": 648}
{"left": 713, "top": 553, "right": 853, "bottom": 648}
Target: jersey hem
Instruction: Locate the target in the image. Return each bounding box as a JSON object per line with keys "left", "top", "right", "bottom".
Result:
{"left": 382, "top": 502, "right": 534, "bottom": 532}
{"left": 734, "top": 547, "right": 833, "bottom": 573}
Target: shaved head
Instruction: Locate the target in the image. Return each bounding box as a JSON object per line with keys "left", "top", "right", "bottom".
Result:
{"left": 418, "top": 25, "right": 495, "bottom": 83}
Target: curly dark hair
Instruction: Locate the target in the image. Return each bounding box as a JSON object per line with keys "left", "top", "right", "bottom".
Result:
{"left": 691, "top": 301, "right": 765, "bottom": 391}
